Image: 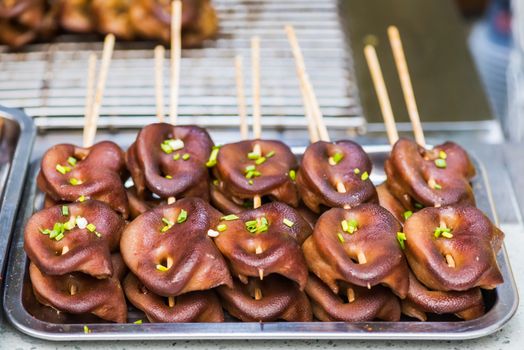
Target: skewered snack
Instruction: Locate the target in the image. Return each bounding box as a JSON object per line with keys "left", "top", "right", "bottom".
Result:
{"left": 24, "top": 200, "right": 125, "bottom": 278}
{"left": 29, "top": 253, "right": 128, "bottom": 323}
{"left": 92, "top": 0, "right": 135, "bottom": 40}
{"left": 385, "top": 138, "right": 476, "bottom": 210}
{"left": 123, "top": 273, "right": 224, "bottom": 323}
{"left": 303, "top": 204, "right": 409, "bottom": 298}
{"left": 126, "top": 123, "right": 214, "bottom": 201}
{"left": 213, "top": 202, "right": 311, "bottom": 289}
{"left": 376, "top": 183, "right": 407, "bottom": 223}
{"left": 37, "top": 141, "right": 129, "bottom": 217}
{"left": 217, "top": 274, "right": 312, "bottom": 322}
{"left": 401, "top": 271, "right": 484, "bottom": 321}
{"left": 120, "top": 197, "right": 232, "bottom": 297}
{"left": 297, "top": 140, "right": 378, "bottom": 213}
{"left": 403, "top": 205, "right": 504, "bottom": 291}
{"left": 58, "top": 0, "right": 96, "bottom": 33}
{"left": 212, "top": 140, "right": 299, "bottom": 209}
{"left": 305, "top": 274, "right": 401, "bottom": 322}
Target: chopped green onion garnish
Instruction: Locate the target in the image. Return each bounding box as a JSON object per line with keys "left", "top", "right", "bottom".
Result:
{"left": 337, "top": 233, "right": 345, "bottom": 243}
{"left": 67, "top": 157, "right": 77, "bottom": 166}
{"left": 414, "top": 202, "right": 423, "bottom": 209}
{"left": 283, "top": 218, "right": 294, "bottom": 227}
{"left": 133, "top": 320, "right": 143, "bottom": 325}
{"left": 439, "top": 150, "right": 447, "bottom": 159}
{"left": 165, "top": 175, "right": 173, "bottom": 179}
{"left": 161, "top": 139, "right": 184, "bottom": 154}
{"left": 397, "top": 232, "right": 407, "bottom": 249}
{"left": 213, "top": 179, "right": 219, "bottom": 186}
{"left": 403, "top": 211, "right": 413, "bottom": 220}
{"left": 255, "top": 157, "right": 266, "bottom": 165}
{"left": 177, "top": 209, "right": 188, "bottom": 223}
{"left": 84, "top": 325, "right": 90, "bottom": 334}
{"left": 56, "top": 164, "right": 71, "bottom": 175}
{"left": 331, "top": 152, "right": 344, "bottom": 165}
{"left": 64, "top": 220, "right": 75, "bottom": 230}
{"left": 78, "top": 195, "right": 86, "bottom": 202}
{"left": 248, "top": 180, "right": 254, "bottom": 185}
{"left": 161, "top": 218, "right": 174, "bottom": 233}
{"left": 433, "top": 183, "right": 442, "bottom": 190}
{"left": 39, "top": 228, "right": 51, "bottom": 235}
{"left": 206, "top": 147, "right": 220, "bottom": 167}
{"left": 62, "top": 205, "right": 69, "bottom": 216}
{"left": 435, "top": 159, "right": 447, "bottom": 168}
{"left": 221, "top": 214, "right": 239, "bottom": 221}
{"left": 354, "top": 168, "right": 361, "bottom": 174}
{"left": 245, "top": 220, "right": 258, "bottom": 233}
{"left": 245, "top": 165, "right": 256, "bottom": 172}
{"left": 173, "top": 153, "right": 180, "bottom": 161}
{"left": 341, "top": 220, "right": 349, "bottom": 232}
{"left": 361, "top": 171, "right": 369, "bottom": 181}
{"left": 266, "top": 150, "right": 275, "bottom": 158}
{"left": 86, "top": 223, "right": 96, "bottom": 232}
{"left": 347, "top": 219, "right": 358, "bottom": 234}
{"left": 247, "top": 152, "right": 260, "bottom": 160}
{"left": 434, "top": 226, "right": 452, "bottom": 238}
{"left": 217, "top": 224, "right": 227, "bottom": 232}
{"left": 55, "top": 232, "right": 65, "bottom": 241}
{"left": 289, "top": 170, "right": 296, "bottom": 181}
{"left": 156, "top": 264, "right": 169, "bottom": 272}
{"left": 442, "top": 231, "right": 453, "bottom": 239}
{"left": 182, "top": 153, "right": 190, "bottom": 161}
{"left": 160, "top": 143, "right": 173, "bottom": 154}
{"left": 69, "top": 178, "right": 81, "bottom": 185}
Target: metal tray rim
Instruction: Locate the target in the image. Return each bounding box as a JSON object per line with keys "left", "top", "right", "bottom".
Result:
{"left": 2, "top": 144, "right": 519, "bottom": 341}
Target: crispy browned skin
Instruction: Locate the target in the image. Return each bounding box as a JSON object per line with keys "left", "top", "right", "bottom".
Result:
{"left": 92, "top": 0, "right": 135, "bottom": 40}
{"left": 58, "top": 0, "right": 95, "bottom": 33}
{"left": 24, "top": 200, "right": 124, "bottom": 278}
{"left": 385, "top": 138, "right": 476, "bottom": 209}
{"left": 376, "top": 183, "right": 406, "bottom": 223}
{"left": 213, "top": 202, "right": 311, "bottom": 289}
{"left": 120, "top": 197, "right": 232, "bottom": 297}
{"left": 217, "top": 275, "right": 312, "bottom": 322}
{"left": 297, "top": 140, "right": 378, "bottom": 213}
{"left": 37, "top": 141, "right": 129, "bottom": 217}
{"left": 305, "top": 274, "right": 401, "bottom": 322}
{"left": 401, "top": 271, "right": 484, "bottom": 321}
{"left": 303, "top": 204, "right": 409, "bottom": 298}
{"left": 404, "top": 205, "right": 504, "bottom": 291}
{"left": 126, "top": 123, "right": 213, "bottom": 201}
{"left": 123, "top": 273, "right": 224, "bottom": 323}
{"left": 29, "top": 254, "right": 128, "bottom": 323}
{"left": 213, "top": 139, "right": 299, "bottom": 207}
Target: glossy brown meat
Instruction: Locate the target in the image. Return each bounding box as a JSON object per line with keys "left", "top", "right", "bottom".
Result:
{"left": 92, "top": 0, "right": 135, "bottom": 40}
{"left": 303, "top": 204, "right": 409, "bottom": 298}
{"left": 120, "top": 197, "right": 232, "bottom": 297}
{"left": 0, "top": 0, "right": 51, "bottom": 48}
{"left": 24, "top": 200, "right": 125, "bottom": 278}
{"left": 305, "top": 274, "right": 401, "bottom": 322}
{"left": 29, "top": 254, "right": 128, "bottom": 323}
{"left": 37, "top": 141, "right": 129, "bottom": 217}
{"left": 297, "top": 140, "right": 378, "bottom": 213}
{"left": 209, "top": 180, "right": 246, "bottom": 214}
{"left": 401, "top": 271, "right": 484, "bottom": 321}
{"left": 213, "top": 202, "right": 311, "bottom": 289}
{"left": 385, "top": 138, "right": 476, "bottom": 209}
{"left": 126, "top": 186, "right": 162, "bottom": 219}
{"left": 58, "top": 0, "right": 95, "bottom": 33}
{"left": 403, "top": 205, "right": 504, "bottom": 291}
{"left": 126, "top": 123, "right": 213, "bottom": 201}
{"left": 213, "top": 139, "right": 299, "bottom": 207}
{"left": 217, "top": 275, "right": 312, "bottom": 322}
{"left": 376, "top": 183, "right": 406, "bottom": 223}
{"left": 123, "top": 273, "right": 224, "bottom": 323}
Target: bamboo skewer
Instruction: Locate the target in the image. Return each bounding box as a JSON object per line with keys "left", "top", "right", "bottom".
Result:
{"left": 347, "top": 287, "right": 355, "bottom": 303}
{"left": 357, "top": 251, "right": 367, "bottom": 265}
{"left": 165, "top": 257, "right": 176, "bottom": 307}
{"left": 82, "top": 53, "right": 97, "bottom": 148}
{"left": 154, "top": 45, "right": 165, "bottom": 122}
{"left": 251, "top": 36, "right": 262, "bottom": 140}
{"left": 235, "top": 55, "right": 249, "bottom": 140}
{"left": 84, "top": 34, "right": 115, "bottom": 148}
{"left": 363, "top": 44, "right": 399, "bottom": 146}
{"left": 254, "top": 286, "right": 263, "bottom": 300}
{"left": 169, "top": 0, "right": 182, "bottom": 126}
{"left": 387, "top": 26, "right": 425, "bottom": 147}
{"left": 70, "top": 284, "right": 78, "bottom": 296}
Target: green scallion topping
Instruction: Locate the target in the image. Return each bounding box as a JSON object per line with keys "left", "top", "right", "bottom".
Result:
{"left": 433, "top": 183, "right": 442, "bottom": 190}
{"left": 165, "top": 175, "right": 173, "bottom": 179}
{"left": 255, "top": 156, "right": 266, "bottom": 165}
{"left": 161, "top": 139, "right": 184, "bottom": 154}
{"left": 84, "top": 325, "right": 90, "bottom": 334}
{"left": 341, "top": 220, "right": 349, "bottom": 232}
{"left": 133, "top": 320, "right": 143, "bottom": 325}
{"left": 331, "top": 152, "right": 344, "bottom": 165}
{"left": 64, "top": 220, "right": 75, "bottom": 230}
{"left": 361, "top": 171, "right": 369, "bottom": 181}
{"left": 341, "top": 219, "right": 358, "bottom": 234}
{"left": 55, "top": 232, "right": 65, "bottom": 241}
{"left": 86, "top": 223, "right": 96, "bottom": 232}
{"left": 56, "top": 164, "right": 71, "bottom": 175}
{"left": 67, "top": 157, "right": 77, "bottom": 166}
{"left": 403, "top": 211, "right": 413, "bottom": 220}
{"left": 248, "top": 180, "right": 254, "bottom": 185}
{"left": 62, "top": 205, "right": 69, "bottom": 216}
{"left": 177, "top": 209, "right": 188, "bottom": 223}
{"left": 160, "top": 143, "right": 173, "bottom": 154}
{"left": 289, "top": 169, "right": 296, "bottom": 181}
{"left": 78, "top": 195, "right": 86, "bottom": 202}
{"left": 414, "top": 202, "right": 423, "bottom": 209}
{"left": 173, "top": 153, "right": 180, "bottom": 161}
{"left": 442, "top": 231, "right": 453, "bottom": 239}
{"left": 217, "top": 224, "right": 227, "bottom": 232}
{"left": 245, "top": 165, "right": 256, "bottom": 172}
{"left": 156, "top": 264, "right": 169, "bottom": 272}
{"left": 439, "top": 150, "right": 447, "bottom": 159}
{"left": 247, "top": 152, "right": 260, "bottom": 160}
{"left": 337, "top": 233, "right": 345, "bottom": 243}
{"left": 397, "top": 232, "right": 407, "bottom": 249}
{"left": 245, "top": 220, "right": 258, "bottom": 233}
{"left": 283, "top": 218, "right": 294, "bottom": 227}
{"left": 354, "top": 168, "right": 361, "bottom": 174}
{"left": 435, "top": 159, "right": 447, "bottom": 168}
{"left": 213, "top": 179, "right": 219, "bottom": 186}
{"left": 69, "top": 178, "right": 81, "bottom": 186}
{"left": 244, "top": 217, "right": 269, "bottom": 234}
{"left": 221, "top": 214, "right": 239, "bottom": 221}
{"left": 266, "top": 150, "right": 275, "bottom": 158}
{"left": 161, "top": 218, "right": 174, "bottom": 233}
{"left": 434, "top": 226, "right": 452, "bottom": 239}
{"left": 182, "top": 153, "right": 190, "bottom": 161}
{"left": 206, "top": 147, "right": 220, "bottom": 167}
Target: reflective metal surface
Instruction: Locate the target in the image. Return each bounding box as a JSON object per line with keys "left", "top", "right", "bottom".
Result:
{"left": 2, "top": 144, "right": 518, "bottom": 340}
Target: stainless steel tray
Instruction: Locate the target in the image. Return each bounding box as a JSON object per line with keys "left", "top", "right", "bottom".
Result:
{"left": 0, "top": 106, "right": 35, "bottom": 290}
{"left": 2, "top": 144, "right": 518, "bottom": 340}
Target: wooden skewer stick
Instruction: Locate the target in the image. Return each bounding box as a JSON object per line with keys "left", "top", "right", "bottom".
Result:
{"left": 253, "top": 195, "right": 262, "bottom": 209}
{"left": 84, "top": 34, "right": 115, "bottom": 148}
{"left": 167, "top": 197, "right": 176, "bottom": 204}
{"left": 255, "top": 245, "right": 263, "bottom": 254}
{"left": 285, "top": 25, "right": 329, "bottom": 142}
{"left": 446, "top": 254, "right": 456, "bottom": 268}
{"left": 235, "top": 55, "right": 249, "bottom": 140}
{"left": 154, "top": 45, "right": 165, "bottom": 122}
{"left": 336, "top": 182, "right": 346, "bottom": 193}
{"left": 238, "top": 274, "right": 248, "bottom": 284}
{"left": 165, "top": 256, "right": 176, "bottom": 307}
{"left": 169, "top": 0, "right": 182, "bottom": 126}
{"left": 387, "top": 26, "right": 425, "bottom": 147}
{"left": 61, "top": 246, "right": 70, "bottom": 255}
{"left": 363, "top": 44, "right": 399, "bottom": 146}
{"left": 357, "top": 251, "right": 367, "bottom": 264}
{"left": 258, "top": 268, "right": 264, "bottom": 280}
{"left": 347, "top": 287, "right": 355, "bottom": 303}
{"left": 254, "top": 287, "right": 263, "bottom": 300}
{"left": 251, "top": 36, "right": 262, "bottom": 140}
{"left": 82, "top": 52, "right": 97, "bottom": 148}
{"left": 70, "top": 284, "right": 77, "bottom": 296}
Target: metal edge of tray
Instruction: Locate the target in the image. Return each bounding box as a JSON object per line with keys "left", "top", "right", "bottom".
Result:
{"left": 0, "top": 106, "right": 36, "bottom": 290}
{"left": 2, "top": 145, "right": 519, "bottom": 341}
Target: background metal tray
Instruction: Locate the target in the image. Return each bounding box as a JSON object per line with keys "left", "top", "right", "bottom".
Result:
{"left": 0, "top": 106, "right": 35, "bottom": 291}
{"left": 2, "top": 144, "right": 518, "bottom": 340}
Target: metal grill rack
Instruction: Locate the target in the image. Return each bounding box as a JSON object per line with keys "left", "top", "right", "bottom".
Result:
{"left": 0, "top": 0, "right": 364, "bottom": 133}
